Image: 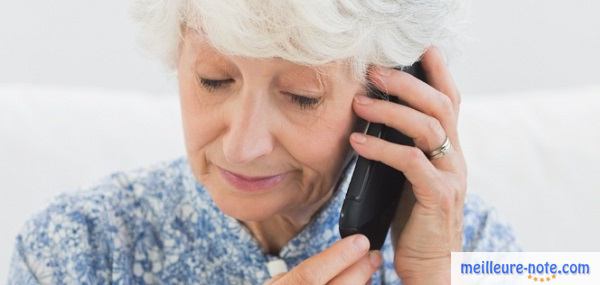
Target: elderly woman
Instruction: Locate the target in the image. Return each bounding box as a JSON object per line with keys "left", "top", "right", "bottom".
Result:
{"left": 8, "top": 0, "right": 519, "bottom": 284}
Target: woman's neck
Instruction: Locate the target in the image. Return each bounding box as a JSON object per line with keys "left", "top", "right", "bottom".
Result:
{"left": 242, "top": 190, "right": 334, "bottom": 255}
{"left": 242, "top": 154, "right": 355, "bottom": 255}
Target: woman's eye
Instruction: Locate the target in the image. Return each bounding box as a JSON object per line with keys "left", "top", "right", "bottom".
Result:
{"left": 284, "top": 92, "right": 322, "bottom": 110}
{"left": 197, "top": 77, "right": 233, "bottom": 92}
{"left": 196, "top": 75, "right": 321, "bottom": 110}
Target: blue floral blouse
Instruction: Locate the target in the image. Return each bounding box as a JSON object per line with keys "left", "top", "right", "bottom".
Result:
{"left": 7, "top": 156, "right": 520, "bottom": 284}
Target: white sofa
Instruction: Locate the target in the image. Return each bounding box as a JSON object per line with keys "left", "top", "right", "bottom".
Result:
{"left": 1, "top": 83, "right": 599, "bottom": 277}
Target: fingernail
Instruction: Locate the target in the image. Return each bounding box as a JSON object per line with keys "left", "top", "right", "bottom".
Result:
{"left": 375, "top": 66, "right": 393, "bottom": 77}
{"left": 369, "top": 250, "right": 382, "bottom": 267}
{"left": 350, "top": 133, "right": 367, "bottom": 144}
{"left": 354, "top": 95, "right": 373, "bottom": 105}
{"left": 353, "top": 234, "right": 370, "bottom": 251}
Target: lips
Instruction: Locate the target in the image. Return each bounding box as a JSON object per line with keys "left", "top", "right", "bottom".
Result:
{"left": 218, "top": 167, "right": 288, "bottom": 192}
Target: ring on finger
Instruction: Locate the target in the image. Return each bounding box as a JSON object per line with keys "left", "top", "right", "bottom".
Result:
{"left": 426, "top": 136, "right": 452, "bottom": 160}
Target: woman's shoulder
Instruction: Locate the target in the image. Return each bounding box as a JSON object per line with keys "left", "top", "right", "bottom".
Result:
{"left": 15, "top": 155, "right": 193, "bottom": 242}
{"left": 7, "top": 156, "right": 192, "bottom": 284}
{"left": 25, "top": 155, "right": 190, "bottom": 227}
{"left": 462, "top": 192, "right": 522, "bottom": 251}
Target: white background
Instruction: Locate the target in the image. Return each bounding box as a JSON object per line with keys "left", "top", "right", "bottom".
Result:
{"left": 1, "top": 0, "right": 599, "bottom": 281}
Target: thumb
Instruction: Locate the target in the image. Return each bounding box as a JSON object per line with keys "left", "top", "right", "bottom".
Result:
{"left": 263, "top": 272, "right": 286, "bottom": 285}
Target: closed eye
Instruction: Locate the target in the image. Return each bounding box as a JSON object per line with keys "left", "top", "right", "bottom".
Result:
{"left": 282, "top": 92, "right": 321, "bottom": 110}
{"left": 198, "top": 77, "right": 234, "bottom": 91}
{"left": 196, "top": 76, "right": 322, "bottom": 110}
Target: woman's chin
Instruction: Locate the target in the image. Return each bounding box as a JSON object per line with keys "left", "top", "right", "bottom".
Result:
{"left": 213, "top": 196, "right": 285, "bottom": 222}
{"left": 205, "top": 184, "right": 291, "bottom": 222}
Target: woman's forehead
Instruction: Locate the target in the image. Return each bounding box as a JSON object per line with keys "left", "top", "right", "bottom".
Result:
{"left": 184, "top": 28, "right": 352, "bottom": 90}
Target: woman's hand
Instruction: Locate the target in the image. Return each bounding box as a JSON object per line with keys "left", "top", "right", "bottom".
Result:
{"left": 349, "top": 46, "right": 467, "bottom": 284}
{"left": 265, "top": 234, "right": 382, "bottom": 285}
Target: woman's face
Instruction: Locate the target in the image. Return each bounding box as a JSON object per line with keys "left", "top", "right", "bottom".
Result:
{"left": 177, "top": 28, "right": 365, "bottom": 222}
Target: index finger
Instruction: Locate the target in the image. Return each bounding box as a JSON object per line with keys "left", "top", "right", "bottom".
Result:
{"left": 421, "top": 46, "right": 462, "bottom": 113}
{"left": 284, "top": 234, "right": 370, "bottom": 284}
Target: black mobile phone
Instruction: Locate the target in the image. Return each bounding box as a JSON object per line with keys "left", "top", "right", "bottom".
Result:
{"left": 339, "top": 61, "right": 426, "bottom": 250}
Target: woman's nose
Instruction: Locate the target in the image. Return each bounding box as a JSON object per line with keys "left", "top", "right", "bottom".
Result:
{"left": 222, "top": 96, "right": 275, "bottom": 165}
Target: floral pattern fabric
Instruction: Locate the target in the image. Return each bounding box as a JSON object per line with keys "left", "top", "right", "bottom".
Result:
{"left": 7, "top": 156, "right": 520, "bottom": 284}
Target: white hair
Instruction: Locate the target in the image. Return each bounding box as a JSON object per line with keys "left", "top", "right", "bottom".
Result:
{"left": 130, "top": 0, "right": 471, "bottom": 85}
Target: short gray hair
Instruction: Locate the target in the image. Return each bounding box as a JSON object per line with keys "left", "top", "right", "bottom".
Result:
{"left": 130, "top": 0, "right": 470, "bottom": 84}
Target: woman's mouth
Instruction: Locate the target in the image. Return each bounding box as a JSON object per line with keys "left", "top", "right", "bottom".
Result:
{"left": 218, "top": 167, "right": 288, "bottom": 193}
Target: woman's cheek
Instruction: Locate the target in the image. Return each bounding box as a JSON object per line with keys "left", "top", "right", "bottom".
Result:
{"left": 179, "top": 86, "right": 224, "bottom": 145}
{"left": 296, "top": 126, "right": 350, "bottom": 185}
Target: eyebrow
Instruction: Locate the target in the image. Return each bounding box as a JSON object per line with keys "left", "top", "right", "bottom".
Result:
{"left": 193, "top": 44, "right": 330, "bottom": 94}
{"left": 278, "top": 66, "right": 329, "bottom": 94}
{"left": 194, "top": 51, "right": 237, "bottom": 75}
